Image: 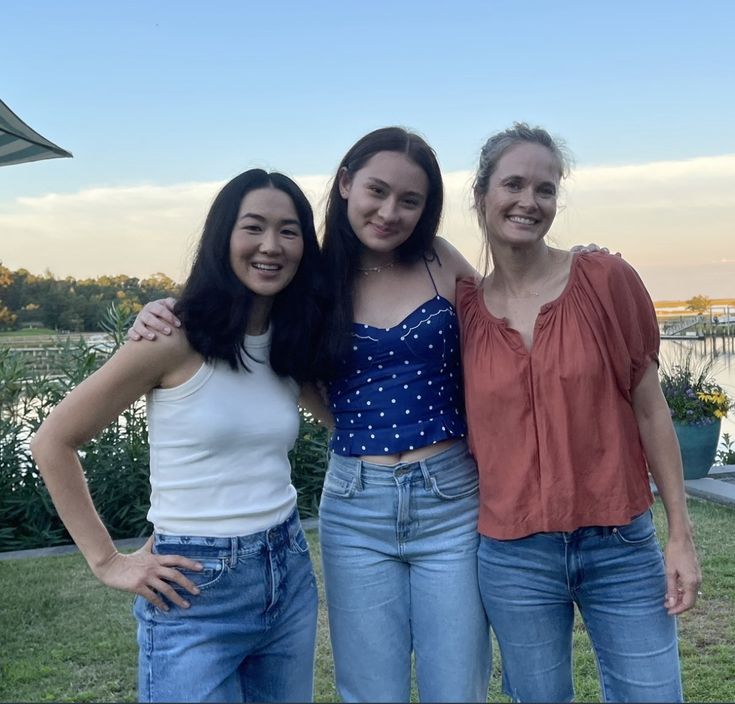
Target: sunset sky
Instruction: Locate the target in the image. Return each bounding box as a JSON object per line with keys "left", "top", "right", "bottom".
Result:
{"left": 2, "top": 0, "right": 733, "bottom": 301}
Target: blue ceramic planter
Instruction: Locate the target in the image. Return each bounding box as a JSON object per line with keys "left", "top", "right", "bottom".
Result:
{"left": 673, "top": 419, "right": 722, "bottom": 480}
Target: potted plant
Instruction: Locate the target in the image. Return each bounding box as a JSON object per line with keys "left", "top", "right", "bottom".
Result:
{"left": 660, "top": 352, "right": 731, "bottom": 480}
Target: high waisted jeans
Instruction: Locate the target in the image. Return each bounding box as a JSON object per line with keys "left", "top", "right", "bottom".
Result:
{"left": 133, "top": 509, "right": 318, "bottom": 703}
{"left": 319, "top": 440, "right": 490, "bottom": 702}
{"left": 478, "top": 509, "right": 682, "bottom": 703}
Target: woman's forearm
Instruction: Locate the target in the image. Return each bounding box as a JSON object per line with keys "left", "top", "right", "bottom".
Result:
{"left": 31, "top": 436, "right": 118, "bottom": 572}
{"left": 635, "top": 408, "right": 692, "bottom": 540}
{"left": 632, "top": 362, "right": 701, "bottom": 613}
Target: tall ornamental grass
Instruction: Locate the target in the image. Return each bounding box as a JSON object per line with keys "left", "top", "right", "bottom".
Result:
{"left": 0, "top": 305, "right": 328, "bottom": 552}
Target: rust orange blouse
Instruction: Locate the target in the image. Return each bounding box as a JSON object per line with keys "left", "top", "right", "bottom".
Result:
{"left": 457, "top": 254, "right": 658, "bottom": 540}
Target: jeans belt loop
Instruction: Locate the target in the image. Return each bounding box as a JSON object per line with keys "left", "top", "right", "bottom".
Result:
{"left": 418, "top": 459, "right": 432, "bottom": 490}
{"left": 356, "top": 459, "right": 365, "bottom": 491}
{"left": 229, "top": 536, "right": 238, "bottom": 567}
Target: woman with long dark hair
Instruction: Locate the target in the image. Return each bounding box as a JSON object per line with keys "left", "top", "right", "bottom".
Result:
{"left": 32, "top": 169, "right": 323, "bottom": 703}
{"left": 312, "top": 127, "right": 490, "bottom": 703}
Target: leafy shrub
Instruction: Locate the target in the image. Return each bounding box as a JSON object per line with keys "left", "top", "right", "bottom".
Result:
{"left": 660, "top": 352, "right": 731, "bottom": 426}
{"left": 0, "top": 304, "right": 328, "bottom": 552}
{"left": 291, "top": 413, "right": 330, "bottom": 519}
{"left": 715, "top": 433, "right": 735, "bottom": 466}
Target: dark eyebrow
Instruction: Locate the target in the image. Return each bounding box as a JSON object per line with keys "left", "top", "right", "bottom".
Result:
{"left": 366, "top": 177, "right": 425, "bottom": 200}
{"left": 238, "top": 212, "right": 266, "bottom": 222}
{"left": 501, "top": 175, "right": 557, "bottom": 190}
{"left": 238, "top": 213, "right": 302, "bottom": 226}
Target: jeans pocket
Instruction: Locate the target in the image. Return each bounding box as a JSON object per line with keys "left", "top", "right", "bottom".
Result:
{"left": 171, "top": 558, "right": 229, "bottom": 593}
{"left": 153, "top": 543, "right": 230, "bottom": 594}
{"left": 612, "top": 511, "right": 656, "bottom": 546}
{"left": 288, "top": 528, "right": 310, "bottom": 555}
{"left": 322, "top": 468, "right": 357, "bottom": 498}
{"left": 429, "top": 469, "right": 479, "bottom": 500}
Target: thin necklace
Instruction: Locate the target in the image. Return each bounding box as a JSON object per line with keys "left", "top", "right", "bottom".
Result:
{"left": 494, "top": 256, "right": 556, "bottom": 298}
{"left": 356, "top": 261, "right": 396, "bottom": 276}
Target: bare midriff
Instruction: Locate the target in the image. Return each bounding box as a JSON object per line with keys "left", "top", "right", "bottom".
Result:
{"left": 359, "top": 437, "right": 461, "bottom": 466}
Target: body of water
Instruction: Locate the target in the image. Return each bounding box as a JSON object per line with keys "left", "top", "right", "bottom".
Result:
{"left": 660, "top": 336, "right": 735, "bottom": 446}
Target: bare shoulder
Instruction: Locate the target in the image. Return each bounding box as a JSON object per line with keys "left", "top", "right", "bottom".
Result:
{"left": 109, "top": 325, "right": 199, "bottom": 388}
{"left": 433, "top": 237, "right": 478, "bottom": 281}
{"left": 31, "top": 327, "right": 199, "bottom": 450}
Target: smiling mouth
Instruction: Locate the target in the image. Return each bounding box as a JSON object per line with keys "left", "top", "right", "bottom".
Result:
{"left": 370, "top": 223, "right": 396, "bottom": 236}
{"left": 507, "top": 215, "right": 538, "bottom": 225}
{"left": 252, "top": 263, "right": 282, "bottom": 271}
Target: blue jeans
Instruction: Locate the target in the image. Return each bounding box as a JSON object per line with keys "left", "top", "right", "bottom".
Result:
{"left": 133, "top": 509, "right": 318, "bottom": 703}
{"left": 319, "top": 441, "right": 490, "bottom": 702}
{"left": 478, "top": 510, "right": 682, "bottom": 703}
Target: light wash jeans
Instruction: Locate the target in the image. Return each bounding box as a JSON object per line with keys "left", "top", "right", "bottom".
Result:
{"left": 133, "top": 509, "right": 318, "bottom": 703}
{"left": 319, "top": 440, "right": 490, "bottom": 703}
{"left": 478, "top": 509, "right": 682, "bottom": 703}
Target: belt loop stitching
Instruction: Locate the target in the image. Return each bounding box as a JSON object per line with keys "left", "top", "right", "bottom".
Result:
{"left": 356, "top": 459, "right": 364, "bottom": 491}
{"left": 418, "top": 458, "right": 432, "bottom": 490}
{"left": 230, "top": 536, "right": 237, "bottom": 567}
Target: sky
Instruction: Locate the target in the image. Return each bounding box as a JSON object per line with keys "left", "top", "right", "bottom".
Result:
{"left": 1, "top": 0, "right": 734, "bottom": 301}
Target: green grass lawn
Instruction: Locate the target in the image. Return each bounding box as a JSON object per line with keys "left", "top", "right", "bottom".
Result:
{"left": 0, "top": 328, "right": 58, "bottom": 338}
{"left": 1, "top": 499, "right": 733, "bottom": 702}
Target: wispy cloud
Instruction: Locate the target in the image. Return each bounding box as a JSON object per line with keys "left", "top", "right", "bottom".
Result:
{"left": 0, "top": 176, "right": 333, "bottom": 281}
{"left": 443, "top": 154, "right": 735, "bottom": 299}
{"left": 2, "top": 155, "right": 734, "bottom": 300}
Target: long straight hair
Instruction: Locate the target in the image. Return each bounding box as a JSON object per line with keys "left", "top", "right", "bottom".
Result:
{"left": 318, "top": 127, "right": 443, "bottom": 378}
{"left": 175, "top": 169, "right": 323, "bottom": 382}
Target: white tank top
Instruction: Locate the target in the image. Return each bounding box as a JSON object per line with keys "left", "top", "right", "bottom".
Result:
{"left": 145, "top": 329, "right": 300, "bottom": 536}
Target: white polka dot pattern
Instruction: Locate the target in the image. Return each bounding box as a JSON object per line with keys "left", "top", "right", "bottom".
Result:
{"left": 328, "top": 296, "right": 466, "bottom": 455}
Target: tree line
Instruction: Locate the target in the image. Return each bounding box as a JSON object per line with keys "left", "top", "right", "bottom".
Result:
{"left": 0, "top": 263, "right": 180, "bottom": 332}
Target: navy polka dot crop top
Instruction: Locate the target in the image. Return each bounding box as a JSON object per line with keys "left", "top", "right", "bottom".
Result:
{"left": 327, "top": 280, "right": 467, "bottom": 456}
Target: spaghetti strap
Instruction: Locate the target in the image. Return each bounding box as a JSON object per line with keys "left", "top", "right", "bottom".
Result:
{"left": 423, "top": 257, "right": 440, "bottom": 296}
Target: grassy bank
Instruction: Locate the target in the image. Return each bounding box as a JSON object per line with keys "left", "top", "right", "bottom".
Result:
{"left": 1, "top": 500, "right": 734, "bottom": 702}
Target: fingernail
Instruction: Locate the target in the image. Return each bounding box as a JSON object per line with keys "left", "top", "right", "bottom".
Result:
{"left": 193, "top": 587, "right": 201, "bottom": 595}
{"left": 175, "top": 320, "right": 181, "bottom": 327}
{"left": 147, "top": 333, "right": 155, "bottom": 340}
{"left": 163, "top": 327, "right": 171, "bottom": 334}
{"left": 195, "top": 563, "right": 203, "bottom": 570}
{"left": 182, "top": 601, "right": 190, "bottom": 608}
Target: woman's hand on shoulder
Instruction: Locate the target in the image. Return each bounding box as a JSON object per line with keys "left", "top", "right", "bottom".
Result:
{"left": 570, "top": 242, "right": 621, "bottom": 257}
{"left": 118, "top": 325, "right": 196, "bottom": 390}
{"left": 128, "top": 297, "right": 180, "bottom": 341}
{"left": 94, "top": 538, "right": 204, "bottom": 611}
{"left": 40, "top": 331, "right": 195, "bottom": 452}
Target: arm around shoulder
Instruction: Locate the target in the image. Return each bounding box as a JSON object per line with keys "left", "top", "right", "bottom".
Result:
{"left": 434, "top": 237, "right": 478, "bottom": 282}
